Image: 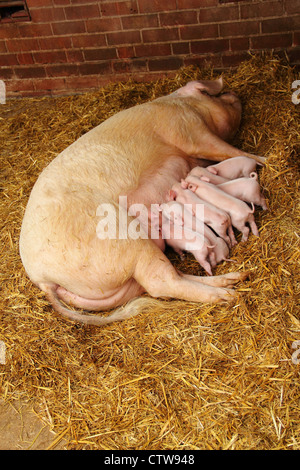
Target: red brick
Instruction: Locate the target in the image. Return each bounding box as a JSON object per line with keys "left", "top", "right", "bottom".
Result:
{"left": 6, "top": 38, "right": 40, "bottom": 52}
{"left": 34, "top": 77, "right": 66, "bottom": 91}
{"left": 64, "top": 75, "right": 100, "bottom": 91}
{"left": 53, "top": 0, "right": 70, "bottom": 4}
{"left": 6, "top": 79, "right": 35, "bottom": 93}
{"left": 33, "top": 51, "right": 67, "bottom": 64}
{"left": 113, "top": 58, "right": 148, "bottom": 73}
{"left": 294, "top": 32, "right": 300, "bottom": 46}
{"left": 287, "top": 47, "right": 300, "bottom": 65}
{"left": 149, "top": 56, "right": 183, "bottom": 71}
{"left": 191, "top": 39, "right": 229, "bottom": 54}
{"left": 0, "top": 68, "right": 14, "bottom": 79}
{"left": 0, "top": 41, "right": 7, "bottom": 53}
{"left": 135, "top": 43, "right": 171, "bottom": 57}
{"left": 121, "top": 14, "right": 159, "bottom": 30}
{"left": 52, "top": 20, "right": 86, "bottom": 35}
{"left": 17, "top": 23, "right": 53, "bottom": 38}
{"left": 17, "top": 52, "right": 34, "bottom": 65}
{"left": 78, "top": 62, "right": 112, "bottom": 75}
{"left": 30, "top": 7, "right": 65, "bottom": 22}
{"left": 129, "top": 58, "right": 150, "bottom": 72}
{"left": 230, "top": 37, "right": 249, "bottom": 51}
{"left": 83, "top": 48, "right": 118, "bottom": 61}
{"left": 180, "top": 24, "right": 218, "bottom": 40}
{"left": 177, "top": 0, "right": 217, "bottom": 7}
{"left": 172, "top": 42, "right": 190, "bottom": 55}
{"left": 70, "top": 0, "right": 97, "bottom": 4}
{"left": 200, "top": 5, "right": 239, "bottom": 23}
{"left": 64, "top": 4, "right": 100, "bottom": 20}
{"left": 285, "top": 0, "right": 300, "bottom": 14}
{"left": 106, "top": 30, "right": 141, "bottom": 45}
{"left": 251, "top": 33, "right": 293, "bottom": 49}
{"left": 0, "top": 24, "right": 20, "bottom": 39}
{"left": 160, "top": 11, "right": 198, "bottom": 26}
{"left": 85, "top": 17, "right": 122, "bottom": 33}
{"left": 262, "top": 16, "right": 300, "bottom": 34}
{"left": 14, "top": 66, "right": 47, "bottom": 79}
{"left": 142, "top": 27, "right": 179, "bottom": 43}
{"left": 184, "top": 54, "right": 223, "bottom": 69}
{"left": 46, "top": 63, "right": 78, "bottom": 77}
{"left": 241, "top": 1, "right": 284, "bottom": 19}
{"left": 222, "top": 52, "right": 250, "bottom": 68}
{"left": 220, "top": 21, "right": 260, "bottom": 37}
{"left": 138, "top": 0, "right": 177, "bottom": 14}
{"left": 112, "top": 59, "right": 130, "bottom": 73}
{"left": 101, "top": 1, "right": 138, "bottom": 16}
{"left": 66, "top": 49, "right": 84, "bottom": 62}
{"left": 0, "top": 54, "right": 18, "bottom": 66}
{"left": 26, "top": 0, "right": 53, "bottom": 7}
{"left": 72, "top": 33, "right": 106, "bottom": 48}
{"left": 117, "top": 46, "right": 135, "bottom": 58}
{"left": 39, "top": 36, "right": 72, "bottom": 50}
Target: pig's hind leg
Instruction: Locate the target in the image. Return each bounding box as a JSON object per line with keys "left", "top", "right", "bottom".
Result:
{"left": 133, "top": 242, "right": 243, "bottom": 303}
{"left": 181, "top": 271, "right": 249, "bottom": 288}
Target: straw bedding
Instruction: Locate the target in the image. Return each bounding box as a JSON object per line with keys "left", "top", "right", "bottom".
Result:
{"left": 0, "top": 54, "right": 299, "bottom": 450}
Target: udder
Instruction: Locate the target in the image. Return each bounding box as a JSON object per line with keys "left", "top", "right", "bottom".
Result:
{"left": 124, "top": 156, "right": 191, "bottom": 250}
{"left": 126, "top": 157, "right": 191, "bottom": 206}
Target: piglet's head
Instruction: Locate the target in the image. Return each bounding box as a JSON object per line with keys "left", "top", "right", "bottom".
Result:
{"left": 174, "top": 78, "right": 242, "bottom": 142}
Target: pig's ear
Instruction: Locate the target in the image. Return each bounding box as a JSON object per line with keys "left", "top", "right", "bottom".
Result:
{"left": 195, "top": 77, "right": 223, "bottom": 96}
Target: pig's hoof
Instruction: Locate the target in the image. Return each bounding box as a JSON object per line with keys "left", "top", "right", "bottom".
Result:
{"left": 256, "top": 155, "right": 266, "bottom": 165}
{"left": 215, "top": 287, "right": 236, "bottom": 302}
{"left": 218, "top": 271, "right": 249, "bottom": 287}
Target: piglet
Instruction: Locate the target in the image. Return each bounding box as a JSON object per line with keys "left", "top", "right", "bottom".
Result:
{"left": 200, "top": 220, "right": 231, "bottom": 266}
{"left": 159, "top": 201, "right": 216, "bottom": 275}
{"left": 169, "top": 181, "right": 237, "bottom": 247}
{"left": 206, "top": 156, "right": 259, "bottom": 179}
{"left": 189, "top": 166, "right": 229, "bottom": 184}
{"left": 161, "top": 200, "right": 232, "bottom": 267}
{"left": 185, "top": 175, "right": 259, "bottom": 242}
{"left": 217, "top": 177, "right": 268, "bottom": 210}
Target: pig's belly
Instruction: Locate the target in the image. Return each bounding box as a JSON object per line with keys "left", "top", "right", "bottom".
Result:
{"left": 22, "top": 155, "right": 195, "bottom": 308}
{"left": 126, "top": 156, "right": 191, "bottom": 206}
{"left": 56, "top": 278, "right": 145, "bottom": 310}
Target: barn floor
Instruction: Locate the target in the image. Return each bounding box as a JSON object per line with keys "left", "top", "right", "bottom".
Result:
{"left": 0, "top": 54, "right": 299, "bottom": 450}
{"left": 0, "top": 399, "right": 65, "bottom": 450}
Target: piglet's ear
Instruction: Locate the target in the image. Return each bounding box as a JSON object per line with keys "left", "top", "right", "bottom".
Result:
{"left": 194, "top": 77, "right": 223, "bottom": 96}
{"left": 180, "top": 179, "right": 188, "bottom": 189}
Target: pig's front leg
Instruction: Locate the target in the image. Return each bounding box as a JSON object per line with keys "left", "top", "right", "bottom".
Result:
{"left": 182, "top": 125, "right": 265, "bottom": 165}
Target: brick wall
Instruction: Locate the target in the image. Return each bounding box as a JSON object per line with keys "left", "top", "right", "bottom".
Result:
{"left": 0, "top": 0, "right": 299, "bottom": 98}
